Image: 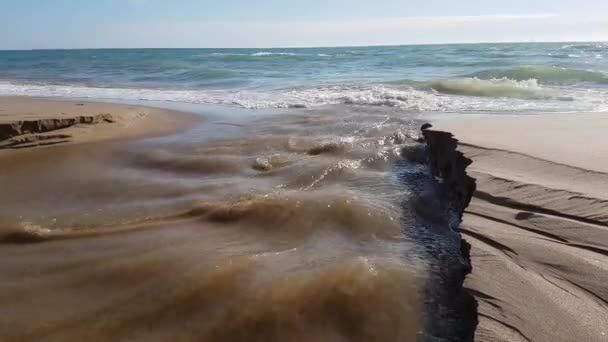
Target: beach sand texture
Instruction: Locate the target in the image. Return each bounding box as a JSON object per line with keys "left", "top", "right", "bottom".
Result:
{"left": 434, "top": 114, "right": 608, "bottom": 342}
{"left": 0, "top": 97, "right": 196, "bottom": 150}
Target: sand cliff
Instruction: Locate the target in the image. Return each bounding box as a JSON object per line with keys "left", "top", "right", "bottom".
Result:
{"left": 0, "top": 97, "right": 197, "bottom": 150}
{"left": 408, "top": 125, "right": 479, "bottom": 341}
{"left": 434, "top": 114, "right": 608, "bottom": 342}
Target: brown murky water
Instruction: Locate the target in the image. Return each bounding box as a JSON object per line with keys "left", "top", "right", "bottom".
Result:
{"left": 0, "top": 105, "right": 466, "bottom": 341}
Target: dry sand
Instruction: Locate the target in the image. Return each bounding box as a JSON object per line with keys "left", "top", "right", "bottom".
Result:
{"left": 433, "top": 114, "right": 608, "bottom": 342}
{"left": 0, "top": 97, "right": 198, "bottom": 151}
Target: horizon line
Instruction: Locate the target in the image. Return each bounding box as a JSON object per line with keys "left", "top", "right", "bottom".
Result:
{"left": 1, "top": 39, "right": 606, "bottom": 52}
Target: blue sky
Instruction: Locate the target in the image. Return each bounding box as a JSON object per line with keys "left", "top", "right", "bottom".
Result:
{"left": 1, "top": 0, "right": 607, "bottom": 49}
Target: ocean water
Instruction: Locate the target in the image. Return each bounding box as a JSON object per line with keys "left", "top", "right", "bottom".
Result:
{"left": 1, "top": 42, "right": 608, "bottom": 113}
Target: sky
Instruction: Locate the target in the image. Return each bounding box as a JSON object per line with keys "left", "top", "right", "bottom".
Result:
{"left": 1, "top": 0, "right": 608, "bottom": 49}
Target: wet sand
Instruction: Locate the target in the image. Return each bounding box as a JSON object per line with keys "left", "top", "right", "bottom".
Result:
{"left": 434, "top": 114, "right": 608, "bottom": 342}
{"left": 0, "top": 97, "right": 198, "bottom": 151}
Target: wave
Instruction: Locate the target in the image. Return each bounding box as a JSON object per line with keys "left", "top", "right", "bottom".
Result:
{"left": 428, "top": 78, "right": 551, "bottom": 99}
{"left": 471, "top": 66, "right": 608, "bottom": 84}
{"left": 561, "top": 43, "right": 607, "bottom": 51}
{"left": 251, "top": 52, "right": 298, "bottom": 57}
{"left": 211, "top": 52, "right": 249, "bottom": 57}
{"left": 1, "top": 81, "right": 606, "bottom": 113}
{"left": 0, "top": 82, "right": 443, "bottom": 111}
{"left": 211, "top": 51, "right": 357, "bottom": 59}
{"left": 210, "top": 52, "right": 301, "bottom": 60}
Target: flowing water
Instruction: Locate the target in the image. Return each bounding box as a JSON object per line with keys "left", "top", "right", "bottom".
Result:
{"left": 0, "top": 105, "right": 472, "bottom": 341}
{"left": 2, "top": 42, "right": 607, "bottom": 341}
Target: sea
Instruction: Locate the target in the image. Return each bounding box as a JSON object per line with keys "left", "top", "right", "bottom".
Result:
{"left": 1, "top": 42, "right": 608, "bottom": 114}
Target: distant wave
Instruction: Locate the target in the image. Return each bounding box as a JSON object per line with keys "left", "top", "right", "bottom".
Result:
{"left": 561, "top": 43, "right": 607, "bottom": 50}
{"left": 210, "top": 53, "right": 249, "bottom": 57}
{"left": 211, "top": 51, "right": 341, "bottom": 58}
{"left": 471, "top": 66, "right": 608, "bottom": 84}
{"left": 210, "top": 52, "right": 300, "bottom": 58}
{"left": 428, "top": 78, "right": 552, "bottom": 99}
{"left": 251, "top": 52, "right": 298, "bottom": 57}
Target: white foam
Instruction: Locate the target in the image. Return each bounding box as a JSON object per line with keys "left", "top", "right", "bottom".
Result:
{"left": 251, "top": 52, "right": 297, "bottom": 57}
{"left": 211, "top": 52, "right": 248, "bottom": 57}
{"left": 0, "top": 81, "right": 606, "bottom": 114}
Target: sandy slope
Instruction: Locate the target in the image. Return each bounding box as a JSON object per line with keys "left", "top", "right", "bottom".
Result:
{"left": 0, "top": 97, "right": 197, "bottom": 151}
{"left": 434, "top": 114, "right": 608, "bottom": 342}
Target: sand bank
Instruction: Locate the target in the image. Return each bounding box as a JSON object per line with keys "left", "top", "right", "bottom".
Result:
{"left": 0, "top": 97, "right": 197, "bottom": 151}
{"left": 433, "top": 114, "right": 608, "bottom": 342}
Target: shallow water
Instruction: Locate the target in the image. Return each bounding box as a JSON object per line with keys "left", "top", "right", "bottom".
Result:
{"left": 0, "top": 105, "right": 477, "bottom": 341}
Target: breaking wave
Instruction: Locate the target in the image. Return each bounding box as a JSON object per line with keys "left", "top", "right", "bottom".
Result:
{"left": 471, "top": 66, "right": 608, "bottom": 84}
{"left": 1, "top": 79, "right": 606, "bottom": 113}
{"left": 428, "top": 78, "right": 551, "bottom": 99}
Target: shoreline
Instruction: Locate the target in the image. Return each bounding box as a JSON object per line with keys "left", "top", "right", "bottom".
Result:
{"left": 0, "top": 96, "right": 200, "bottom": 152}
{"left": 2, "top": 95, "right": 607, "bottom": 340}
{"left": 433, "top": 114, "right": 608, "bottom": 341}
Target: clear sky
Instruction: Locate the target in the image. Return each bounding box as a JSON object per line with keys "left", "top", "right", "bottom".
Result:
{"left": 1, "top": 0, "right": 607, "bottom": 49}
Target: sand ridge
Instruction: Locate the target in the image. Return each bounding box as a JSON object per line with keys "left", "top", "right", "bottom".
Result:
{"left": 0, "top": 97, "right": 198, "bottom": 151}
{"left": 434, "top": 115, "right": 608, "bottom": 342}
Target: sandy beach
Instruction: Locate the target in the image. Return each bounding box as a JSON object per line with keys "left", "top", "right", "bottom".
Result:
{"left": 434, "top": 114, "right": 608, "bottom": 342}
{"left": 1, "top": 95, "right": 607, "bottom": 341}
{"left": 0, "top": 97, "right": 197, "bottom": 151}
{"left": 3, "top": 0, "right": 608, "bottom": 337}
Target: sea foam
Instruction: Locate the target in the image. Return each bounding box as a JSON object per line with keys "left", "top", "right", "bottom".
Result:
{"left": 2, "top": 80, "right": 606, "bottom": 114}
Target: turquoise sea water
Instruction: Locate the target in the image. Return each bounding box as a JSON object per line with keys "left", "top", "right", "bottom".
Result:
{"left": 1, "top": 43, "right": 608, "bottom": 113}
